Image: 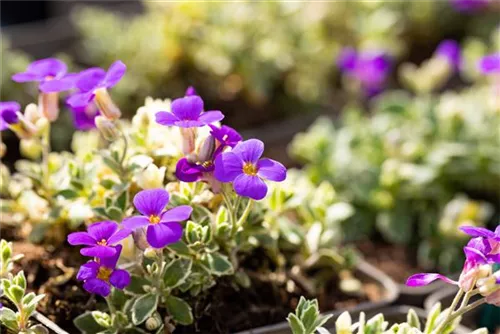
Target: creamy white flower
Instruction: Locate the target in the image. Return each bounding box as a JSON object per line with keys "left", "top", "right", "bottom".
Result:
{"left": 135, "top": 163, "right": 166, "bottom": 189}
{"left": 18, "top": 190, "right": 49, "bottom": 223}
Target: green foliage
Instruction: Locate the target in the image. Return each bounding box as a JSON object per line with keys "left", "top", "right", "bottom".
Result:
{"left": 286, "top": 297, "right": 332, "bottom": 334}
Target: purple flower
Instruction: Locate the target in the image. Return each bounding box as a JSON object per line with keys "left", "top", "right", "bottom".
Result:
{"left": 12, "top": 58, "right": 67, "bottom": 85}
{"left": 406, "top": 237, "right": 490, "bottom": 291}
{"left": 209, "top": 124, "right": 242, "bottom": 150}
{"left": 214, "top": 139, "right": 286, "bottom": 200}
{"left": 175, "top": 157, "right": 210, "bottom": 183}
{"left": 68, "top": 221, "right": 131, "bottom": 258}
{"left": 122, "top": 189, "right": 192, "bottom": 248}
{"left": 460, "top": 225, "right": 500, "bottom": 260}
{"left": 156, "top": 95, "right": 224, "bottom": 128}
{"left": 478, "top": 53, "right": 500, "bottom": 75}
{"left": 337, "top": 48, "right": 391, "bottom": 96}
{"left": 67, "top": 99, "right": 100, "bottom": 131}
{"left": 185, "top": 86, "right": 197, "bottom": 96}
{"left": 0, "top": 102, "right": 20, "bottom": 131}
{"left": 66, "top": 61, "right": 126, "bottom": 119}
{"left": 77, "top": 245, "right": 130, "bottom": 297}
{"left": 435, "top": 40, "right": 461, "bottom": 69}
{"left": 451, "top": 0, "right": 491, "bottom": 12}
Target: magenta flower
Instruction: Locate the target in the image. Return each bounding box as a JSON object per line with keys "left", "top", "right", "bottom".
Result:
{"left": 460, "top": 226, "right": 500, "bottom": 260}
{"left": 0, "top": 102, "right": 20, "bottom": 131}
{"left": 122, "top": 189, "right": 192, "bottom": 248}
{"left": 66, "top": 61, "right": 125, "bottom": 120}
{"left": 77, "top": 245, "right": 130, "bottom": 297}
{"left": 435, "top": 40, "right": 461, "bottom": 69}
{"left": 156, "top": 95, "right": 224, "bottom": 128}
{"left": 450, "top": 0, "right": 491, "bottom": 12}
{"left": 12, "top": 58, "right": 67, "bottom": 86}
{"left": 68, "top": 221, "right": 131, "bottom": 258}
{"left": 185, "top": 86, "right": 197, "bottom": 96}
{"left": 406, "top": 237, "right": 490, "bottom": 291}
{"left": 176, "top": 157, "right": 213, "bottom": 183}
{"left": 478, "top": 53, "right": 500, "bottom": 75}
{"left": 337, "top": 48, "right": 391, "bottom": 96}
{"left": 214, "top": 139, "right": 286, "bottom": 200}
{"left": 67, "top": 99, "right": 100, "bottom": 131}
{"left": 209, "top": 124, "right": 242, "bottom": 150}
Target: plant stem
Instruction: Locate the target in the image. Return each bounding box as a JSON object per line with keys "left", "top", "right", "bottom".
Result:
{"left": 447, "top": 298, "right": 487, "bottom": 324}
{"left": 119, "top": 132, "right": 128, "bottom": 167}
{"left": 432, "top": 288, "right": 463, "bottom": 334}
{"left": 233, "top": 199, "right": 253, "bottom": 236}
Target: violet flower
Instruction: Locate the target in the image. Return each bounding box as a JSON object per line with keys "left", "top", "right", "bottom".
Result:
{"left": 214, "top": 139, "right": 286, "bottom": 200}
{"left": 68, "top": 221, "right": 131, "bottom": 258}
{"left": 451, "top": 0, "right": 491, "bottom": 12}
{"left": 337, "top": 47, "right": 391, "bottom": 96}
{"left": 77, "top": 245, "right": 130, "bottom": 297}
{"left": 435, "top": 40, "right": 461, "bottom": 69}
{"left": 0, "top": 102, "right": 20, "bottom": 131}
{"left": 67, "top": 61, "right": 126, "bottom": 120}
{"left": 176, "top": 157, "right": 212, "bottom": 183}
{"left": 406, "top": 237, "right": 490, "bottom": 291}
{"left": 460, "top": 226, "right": 500, "bottom": 260}
{"left": 12, "top": 58, "right": 67, "bottom": 86}
{"left": 185, "top": 86, "right": 197, "bottom": 96}
{"left": 209, "top": 124, "right": 242, "bottom": 150}
{"left": 67, "top": 99, "right": 100, "bottom": 131}
{"left": 478, "top": 53, "right": 500, "bottom": 75}
{"left": 155, "top": 95, "right": 224, "bottom": 128}
{"left": 122, "top": 189, "right": 192, "bottom": 248}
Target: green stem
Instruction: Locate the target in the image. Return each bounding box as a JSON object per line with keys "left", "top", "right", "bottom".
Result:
{"left": 447, "top": 298, "right": 487, "bottom": 324}
{"left": 119, "top": 132, "right": 128, "bottom": 168}
{"left": 232, "top": 200, "right": 253, "bottom": 237}
{"left": 432, "top": 288, "right": 463, "bottom": 334}
{"left": 105, "top": 296, "right": 116, "bottom": 314}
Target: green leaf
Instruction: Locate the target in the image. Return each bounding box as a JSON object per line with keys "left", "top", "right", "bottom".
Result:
{"left": 28, "top": 224, "right": 50, "bottom": 243}
{"left": 74, "top": 312, "right": 106, "bottom": 334}
{"left": 114, "top": 190, "right": 129, "bottom": 212}
{"left": 287, "top": 313, "right": 305, "bottom": 334}
{"left": 165, "top": 295, "right": 193, "bottom": 325}
{"left": 93, "top": 207, "right": 109, "bottom": 219}
{"left": 109, "top": 288, "right": 128, "bottom": 309}
{"left": 106, "top": 207, "right": 123, "bottom": 222}
{"left": 424, "top": 302, "right": 441, "bottom": 334}
{"left": 131, "top": 293, "right": 159, "bottom": 325}
{"left": 8, "top": 285, "right": 25, "bottom": 304}
{"left": 30, "top": 324, "right": 49, "bottom": 334}
{"left": 167, "top": 241, "right": 191, "bottom": 256}
{"left": 100, "top": 179, "right": 116, "bottom": 189}
{"left": 407, "top": 308, "right": 421, "bottom": 330}
{"left": 207, "top": 253, "right": 233, "bottom": 276}
{"left": 301, "top": 305, "right": 318, "bottom": 333}
{"left": 163, "top": 258, "right": 192, "bottom": 289}
{"left": 125, "top": 275, "right": 149, "bottom": 295}
{"left": 56, "top": 189, "right": 79, "bottom": 199}
{"left": 0, "top": 307, "right": 17, "bottom": 322}
{"left": 102, "top": 155, "right": 122, "bottom": 175}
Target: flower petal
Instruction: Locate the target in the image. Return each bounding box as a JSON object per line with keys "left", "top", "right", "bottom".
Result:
{"left": 155, "top": 111, "right": 179, "bottom": 127}
{"left": 214, "top": 152, "right": 243, "bottom": 182}
{"left": 122, "top": 216, "right": 149, "bottom": 230}
{"left": 67, "top": 92, "right": 95, "bottom": 108}
{"left": 460, "top": 226, "right": 496, "bottom": 239}
{"left": 171, "top": 96, "right": 203, "bottom": 120}
{"left": 100, "top": 245, "right": 122, "bottom": 268}
{"left": 233, "top": 174, "right": 268, "bottom": 200}
{"left": 76, "top": 261, "right": 99, "bottom": 281}
{"left": 406, "top": 273, "right": 457, "bottom": 287}
{"left": 80, "top": 245, "right": 116, "bottom": 258}
{"left": 198, "top": 111, "right": 224, "bottom": 125}
{"left": 12, "top": 73, "right": 40, "bottom": 82}
{"left": 232, "top": 139, "right": 264, "bottom": 164}
{"left": 133, "top": 189, "right": 170, "bottom": 216}
{"left": 209, "top": 125, "right": 242, "bottom": 147}
{"left": 67, "top": 232, "right": 96, "bottom": 246}
{"left": 13, "top": 58, "right": 67, "bottom": 82}
{"left": 40, "top": 74, "right": 77, "bottom": 93}
{"left": 478, "top": 53, "right": 500, "bottom": 74}
{"left": 0, "top": 102, "right": 21, "bottom": 113}
{"left": 107, "top": 228, "right": 132, "bottom": 245}
{"left": 175, "top": 158, "right": 203, "bottom": 182}
{"left": 87, "top": 221, "right": 118, "bottom": 241}
{"left": 160, "top": 205, "right": 193, "bottom": 223}
{"left": 146, "top": 222, "right": 183, "bottom": 248}
{"left": 257, "top": 158, "right": 286, "bottom": 182}
{"left": 75, "top": 68, "right": 107, "bottom": 92}
{"left": 83, "top": 278, "right": 111, "bottom": 297}
{"left": 109, "top": 269, "right": 131, "bottom": 289}
{"left": 103, "top": 61, "right": 126, "bottom": 88}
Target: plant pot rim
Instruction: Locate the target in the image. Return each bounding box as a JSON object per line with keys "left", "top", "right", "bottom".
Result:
{"left": 234, "top": 259, "right": 399, "bottom": 334}
{"left": 33, "top": 311, "right": 70, "bottom": 334}
{"left": 423, "top": 285, "right": 460, "bottom": 312}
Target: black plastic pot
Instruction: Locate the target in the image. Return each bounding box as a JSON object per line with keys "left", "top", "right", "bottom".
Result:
{"left": 33, "top": 312, "right": 70, "bottom": 334}
{"left": 235, "top": 259, "right": 399, "bottom": 334}
{"left": 396, "top": 280, "right": 451, "bottom": 307}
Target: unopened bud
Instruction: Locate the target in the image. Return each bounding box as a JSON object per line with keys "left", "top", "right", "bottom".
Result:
{"left": 198, "top": 135, "right": 216, "bottom": 163}
{"left": 38, "top": 92, "right": 60, "bottom": 121}
{"left": 95, "top": 115, "right": 120, "bottom": 141}
{"left": 11, "top": 114, "right": 37, "bottom": 139}
{"left": 20, "top": 139, "right": 43, "bottom": 160}
{"left": 94, "top": 88, "right": 121, "bottom": 120}
{"left": 24, "top": 103, "right": 42, "bottom": 123}
{"left": 132, "top": 108, "right": 151, "bottom": 130}
{"left": 145, "top": 312, "right": 162, "bottom": 331}
{"left": 335, "top": 311, "right": 352, "bottom": 334}
{"left": 132, "top": 227, "right": 149, "bottom": 251}
{"left": 143, "top": 247, "right": 158, "bottom": 259}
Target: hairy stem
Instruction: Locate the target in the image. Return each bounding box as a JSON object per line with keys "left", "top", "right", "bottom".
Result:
{"left": 233, "top": 199, "right": 253, "bottom": 236}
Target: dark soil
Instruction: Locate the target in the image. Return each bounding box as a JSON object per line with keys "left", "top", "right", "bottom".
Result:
{"left": 356, "top": 240, "right": 425, "bottom": 284}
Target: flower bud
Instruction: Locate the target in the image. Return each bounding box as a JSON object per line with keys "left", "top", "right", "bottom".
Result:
{"left": 198, "top": 135, "right": 216, "bottom": 163}
{"left": 136, "top": 164, "right": 166, "bottom": 189}
{"left": 143, "top": 247, "right": 158, "bottom": 259}
{"left": 132, "top": 107, "right": 151, "bottom": 130}
{"left": 180, "top": 127, "right": 197, "bottom": 155}
{"left": 38, "top": 92, "right": 59, "bottom": 121}
{"left": 10, "top": 114, "right": 38, "bottom": 139}
{"left": 145, "top": 312, "right": 162, "bottom": 331}
{"left": 95, "top": 115, "right": 120, "bottom": 141}
{"left": 24, "top": 103, "right": 42, "bottom": 124}
{"left": 20, "top": 138, "right": 43, "bottom": 160}
{"left": 335, "top": 311, "right": 352, "bottom": 334}
{"left": 94, "top": 88, "right": 121, "bottom": 120}
{"left": 132, "top": 227, "right": 149, "bottom": 251}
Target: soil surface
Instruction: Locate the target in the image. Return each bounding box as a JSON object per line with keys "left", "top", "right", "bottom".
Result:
{"left": 356, "top": 240, "right": 425, "bottom": 284}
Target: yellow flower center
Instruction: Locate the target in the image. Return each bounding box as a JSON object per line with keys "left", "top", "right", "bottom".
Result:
{"left": 97, "top": 266, "right": 113, "bottom": 281}
{"left": 149, "top": 215, "right": 161, "bottom": 224}
{"left": 243, "top": 162, "right": 257, "bottom": 176}
{"left": 97, "top": 239, "right": 107, "bottom": 246}
{"left": 201, "top": 161, "right": 213, "bottom": 169}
